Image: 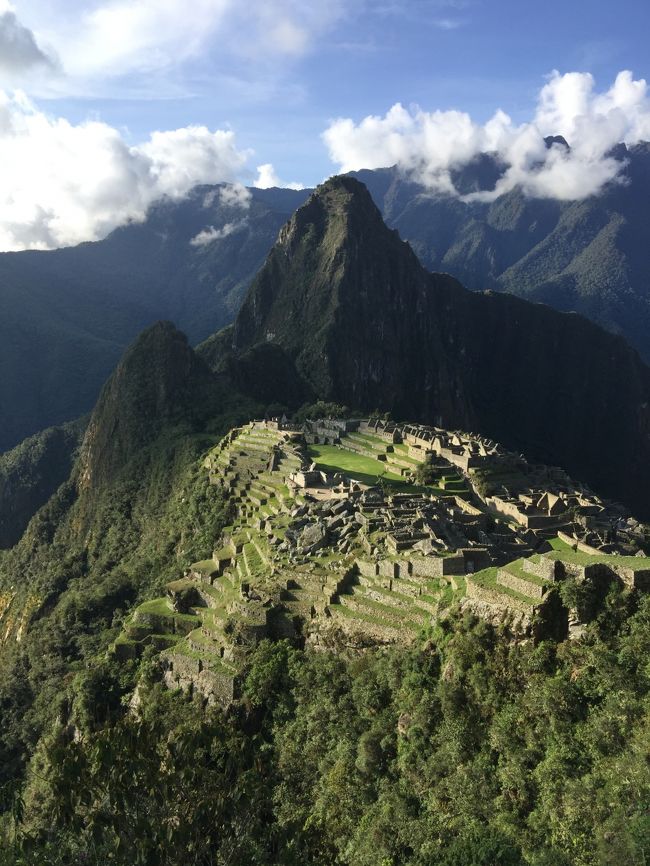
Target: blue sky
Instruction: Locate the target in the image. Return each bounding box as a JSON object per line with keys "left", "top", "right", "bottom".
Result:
{"left": 1, "top": 0, "right": 650, "bottom": 249}
{"left": 31, "top": 0, "right": 650, "bottom": 183}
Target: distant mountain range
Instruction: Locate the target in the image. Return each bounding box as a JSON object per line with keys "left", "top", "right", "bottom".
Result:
{"left": 352, "top": 141, "right": 650, "bottom": 365}
{"left": 2, "top": 142, "right": 650, "bottom": 452}
{"left": 0, "top": 186, "right": 306, "bottom": 452}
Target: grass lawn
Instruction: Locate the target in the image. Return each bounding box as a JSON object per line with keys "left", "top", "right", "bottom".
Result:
{"left": 548, "top": 535, "right": 575, "bottom": 552}
{"left": 137, "top": 597, "right": 174, "bottom": 616}
{"left": 547, "top": 548, "right": 650, "bottom": 569}
{"left": 308, "top": 444, "right": 439, "bottom": 494}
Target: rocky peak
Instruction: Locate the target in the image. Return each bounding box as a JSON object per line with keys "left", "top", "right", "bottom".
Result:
{"left": 214, "top": 177, "right": 650, "bottom": 518}
{"left": 78, "top": 321, "right": 212, "bottom": 490}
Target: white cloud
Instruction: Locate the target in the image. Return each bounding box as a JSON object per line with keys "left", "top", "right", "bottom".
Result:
{"left": 0, "top": 89, "right": 251, "bottom": 251}
{"left": 254, "top": 162, "right": 304, "bottom": 190}
{"left": 62, "top": 0, "right": 230, "bottom": 79}
{"left": 215, "top": 182, "right": 252, "bottom": 209}
{"left": 190, "top": 218, "right": 247, "bottom": 246}
{"left": 323, "top": 70, "right": 650, "bottom": 201}
{"left": 0, "top": 5, "right": 57, "bottom": 78}
{"left": 17, "top": 0, "right": 352, "bottom": 95}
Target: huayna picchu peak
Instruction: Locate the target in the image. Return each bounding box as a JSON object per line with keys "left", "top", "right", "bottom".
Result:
{"left": 206, "top": 175, "right": 650, "bottom": 520}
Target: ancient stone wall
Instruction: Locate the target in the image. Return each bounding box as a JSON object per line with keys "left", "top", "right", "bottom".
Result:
{"left": 523, "top": 558, "right": 562, "bottom": 581}
{"left": 163, "top": 654, "right": 237, "bottom": 707}
{"left": 497, "top": 569, "right": 546, "bottom": 599}
{"left": 466, "top": 578, "right": 536, "bottom": 615}
{"left": 355, "top": 559, "right": 379, "bottom": 578}
{"left": 409, "top": 555, "right": 465, "bottom": 578}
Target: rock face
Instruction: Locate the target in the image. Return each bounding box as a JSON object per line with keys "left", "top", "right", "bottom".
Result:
{"left": 78, "top": 321, "right": 217, "bottom": 491}
{"left": 211, "top": 176, "right": 650, "bottom": 519}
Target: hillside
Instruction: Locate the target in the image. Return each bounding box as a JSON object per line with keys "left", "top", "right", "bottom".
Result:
{"left": 0, "top": 300, "right": 649, "bottom": 864}
{"left": 1, "top": 401, "right": 649, "bottom": 864}
{"left": 204, "top": 176, "right": 650, "bottom": 520}
{"left": 0, "top": 418, "right": 85, "bottom": 550}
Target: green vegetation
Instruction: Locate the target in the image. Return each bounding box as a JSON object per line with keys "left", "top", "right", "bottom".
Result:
{"left": 0, "top": 419, "right": 86, "bottom": 549}
{"left": 309, "top": 444, "right": 440, "bottom": 494}
{"left": 2, "top": 594, "right": 649, "bottom": 866}
{"left": 310, "top": 443, "right": 393, "bottom": 477}
{"left": 293, "top": 400, "right": 351, "bottom": 422}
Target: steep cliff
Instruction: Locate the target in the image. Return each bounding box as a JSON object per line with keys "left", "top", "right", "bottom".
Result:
{"left": 78, "top": 321, "right": 219, "bottom": 494}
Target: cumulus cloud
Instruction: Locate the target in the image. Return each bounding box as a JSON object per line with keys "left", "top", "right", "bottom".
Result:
{"left": 0, "top": 90, "right": 250, "bottom": 251}
{"left": 0, "top": 5, "right": 57, "bottom": 76}
{"left": 254, "top": 162, "right": 304, "bottom": 190}
{"left": 190, "top": 218, "right": 247, "bottom": 247}
{"left": 323, "top": 70, "right": 650, "bottom": 201}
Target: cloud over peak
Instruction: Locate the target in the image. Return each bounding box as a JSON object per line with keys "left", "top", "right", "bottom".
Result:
{"left": 254, "top": 163, "right": 304, "bottom": 190}
{"left": 323, "top": 70, "right": 650, "bottom": 201}
{"left": 0, "top": 90, "right": 250, "bottom": 251}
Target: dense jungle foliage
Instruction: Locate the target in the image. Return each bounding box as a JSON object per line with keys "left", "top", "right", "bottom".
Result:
{"left": 1, "top": 585, "right": 648, "bottom": 866}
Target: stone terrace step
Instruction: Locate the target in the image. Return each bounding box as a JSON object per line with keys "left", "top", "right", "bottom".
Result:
{"left": 326, "top": 604, "right": 412, "bottom": 641}
{"left": 350, "top": 584, "right": 435, "bottom": 618}
{"left": 338, "top": 591, "right": 426, "bottom": 630}
{"left": 345, "top": 432, "right": 391, "bottom": 453}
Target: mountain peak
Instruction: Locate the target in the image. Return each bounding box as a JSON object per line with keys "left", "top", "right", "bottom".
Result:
{"left": 78, "top": 321, "right": 213, "bottom": 490}
{"left": 216, "top": 177, "right": 650, "bottom": 517}
{"left": 231, "top": 174, "right": 417, "bottom": 367}
{"left": 276, "top": 174, "right": 387, "bottom": 254}
{"left": 544, "top": 134, "right": 570, "bottom": 150}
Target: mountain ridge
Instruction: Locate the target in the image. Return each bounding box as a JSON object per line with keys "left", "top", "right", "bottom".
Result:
{"left": 4, "top": 144, "right": 650, "bottom": 454}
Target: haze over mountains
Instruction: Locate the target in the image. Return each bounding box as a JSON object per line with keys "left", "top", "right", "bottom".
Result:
{"left": 2, "top": 142, "right": 650, "bottom": 456}
{"left": 0, "top": 185, "right": 307, "bottom": 452}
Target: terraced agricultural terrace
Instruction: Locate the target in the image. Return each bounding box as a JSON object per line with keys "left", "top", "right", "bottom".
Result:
{"left": 113, "top": 417, "right": 650, "bottom": 705}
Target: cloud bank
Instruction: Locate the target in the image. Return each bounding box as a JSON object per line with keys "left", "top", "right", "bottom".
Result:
{"left": 0, "top": 90, "right": 250, "bottom": 251}
{"left": 323, "top": 71, "right": 650, "bottom": 201}
{"left": 15, "top": 0, "right": 352, "bottom": 95}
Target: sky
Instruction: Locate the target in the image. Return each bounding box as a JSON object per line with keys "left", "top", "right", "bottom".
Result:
{"left": 1, "top": 0, "right": 650, "bottom": 250}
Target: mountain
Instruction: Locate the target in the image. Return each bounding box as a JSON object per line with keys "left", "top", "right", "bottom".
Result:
{"left": 0, "top": 418, "right": 85, "bottom": 550}
{"left": 4, "top": 142, "right": 650, "bottom": 456}
{"left": 0, "top": 185, "right": 308, "bottom": 453}
{"left": 205, "top": 175, "right": 650, "bottom": 519}
{"left": 351, "top": 142, "right": 650, "bottom": 363}
{"left": 78, "top": 321, "right": 218, "bottom": 494}
{"left": 1, "top": 186, "right": 650, "bottom": 864}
